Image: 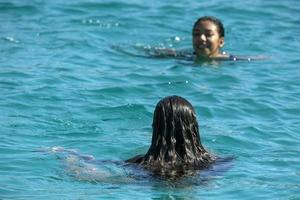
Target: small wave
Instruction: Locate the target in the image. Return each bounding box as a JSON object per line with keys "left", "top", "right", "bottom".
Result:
{"left": 0, "top": 2, "right": 39, "bottom": 13}
{"left": 74, "top": 2, "right": 148, "bottom": 11}
{"left": 81, "top": 18, "right": 120, "bottom": 28}
{"left": 3, "top": 36, "right": 20, "bottom": 43}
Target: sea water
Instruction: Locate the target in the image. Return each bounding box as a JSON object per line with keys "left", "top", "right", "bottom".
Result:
{"left": 1, "top": 0, "right": 300, "bottom": 199}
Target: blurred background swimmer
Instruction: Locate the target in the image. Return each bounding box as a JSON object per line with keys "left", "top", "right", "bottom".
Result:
{"left": 124, "top": 16, "right": 267, "bottom": 62}
{"left": 192, "top": 16, "right": 266, "bottom": 61}
{"left": 192, "top": 16, "right": 226, "bottom": 60}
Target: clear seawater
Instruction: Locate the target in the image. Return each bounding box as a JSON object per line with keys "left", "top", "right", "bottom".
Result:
{"left": 1, "top": 0, "right": 300, "bottom": 199}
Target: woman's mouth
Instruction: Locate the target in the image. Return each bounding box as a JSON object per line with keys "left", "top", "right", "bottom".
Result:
{"left": 197, "top": 44, "right": 208, "bottom": 50}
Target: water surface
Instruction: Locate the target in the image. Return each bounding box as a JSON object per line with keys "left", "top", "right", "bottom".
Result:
{"left": 1, "top": 0, "right": 300, "bottom": 199}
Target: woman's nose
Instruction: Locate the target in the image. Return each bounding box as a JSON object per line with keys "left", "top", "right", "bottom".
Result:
{"left": 200, "top": 34, "right": 206, "bottom": 41}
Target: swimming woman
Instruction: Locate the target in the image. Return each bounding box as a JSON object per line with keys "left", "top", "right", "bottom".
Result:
{"left": 192, "top": 16, "right": 259, "bottom": 61}
{"left": 126, "top": 95, "right": 216, "bottom": 178}
{"left": 134, "top": 16, "right": 265, "bottom": 61}
{"left": 44, "top": 96, "right": 232, "bottom": 181}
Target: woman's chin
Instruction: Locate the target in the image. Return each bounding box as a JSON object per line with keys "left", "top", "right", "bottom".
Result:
{"left": 195, "top": 52, "right": 211, "bottom": 59}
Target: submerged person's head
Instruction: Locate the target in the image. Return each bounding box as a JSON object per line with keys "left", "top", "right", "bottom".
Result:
{"left": 138, "top": 96, "right": 214, "bottom": 177}
{"left": 192, "top": 16, "right": 225, "bottom": 59}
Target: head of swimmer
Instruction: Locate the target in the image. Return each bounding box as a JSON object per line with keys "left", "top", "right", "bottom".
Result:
{"left": 148, "top": 96, "right": 205, "bottom": 161}
{"left": 192, "top": 16, "right": 225, "bottom": 59}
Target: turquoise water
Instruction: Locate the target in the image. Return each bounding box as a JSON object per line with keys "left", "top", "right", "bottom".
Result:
{"left": 1, "top": 0, "right": 300, "bottom": 199}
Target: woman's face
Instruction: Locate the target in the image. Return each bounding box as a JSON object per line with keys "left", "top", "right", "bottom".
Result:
{"left": 193, "top": 20, "right": 224, "bottom": 58}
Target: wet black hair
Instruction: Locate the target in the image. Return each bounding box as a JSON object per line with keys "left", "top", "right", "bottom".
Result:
{"left": 193, "top": 16, "right": 225, "bottom": 37}
{"left": 126, "top": 96, "right": 214, "bottom": 178}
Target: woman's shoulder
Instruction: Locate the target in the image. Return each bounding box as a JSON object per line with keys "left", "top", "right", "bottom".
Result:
{"left": 227, "top": 54, "right": 268, "bottom": 61}
{"left": 209, "top": 155, "right": 235, "bottom": 173}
